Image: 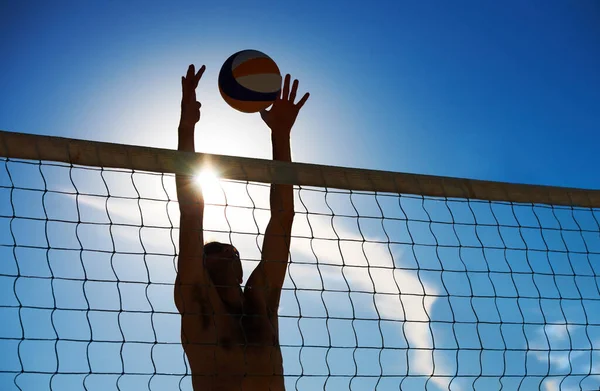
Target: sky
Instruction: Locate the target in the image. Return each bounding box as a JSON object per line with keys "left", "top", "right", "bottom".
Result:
{"left": 1, "top": 1, "right": 599, "bottom": 188}
{"left": 1, "top": 1, "right": 600, "bottom": 391}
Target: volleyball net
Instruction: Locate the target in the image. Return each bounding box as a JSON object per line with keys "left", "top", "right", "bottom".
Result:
{"left": 1, "top": 130, "right": 599, "bottom": 391}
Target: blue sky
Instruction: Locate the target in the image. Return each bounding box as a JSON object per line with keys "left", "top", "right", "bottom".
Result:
{"left": 1, "top": 1, "right": 600, "bottom": 391}
{"left": 1, "top": 1, "right": 599, "bottom": 187}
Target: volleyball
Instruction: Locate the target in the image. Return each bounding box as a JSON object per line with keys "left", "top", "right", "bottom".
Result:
{"left": 218, "top": 49, "right": 282, "bottom": 113}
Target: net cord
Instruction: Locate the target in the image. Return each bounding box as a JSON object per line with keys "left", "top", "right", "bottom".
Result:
{"left": 1, "top": 130, "right": 599, "bottom": 208}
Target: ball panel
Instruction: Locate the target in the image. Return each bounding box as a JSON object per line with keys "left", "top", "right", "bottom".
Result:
{"left": 236, "top": 74, "right": 282, "bottom": 94}
{"left": 232, "top": 57, "right": 280, "bottom": 79}
{"left": 218, "top": 49, "right": 281, "bottom": 113}
{"left": 219, "top": 87, "right": 273, "bottom": 113}
{"left": 231, "top": 49, "right": 270, "bottom": 70}
{"left": 219, "top": 62, "right": 279, "bottom": 102}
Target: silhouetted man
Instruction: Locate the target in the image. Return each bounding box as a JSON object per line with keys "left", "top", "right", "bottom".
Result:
{"left": 174, "top": 64, "right": 309, "bottom": 391}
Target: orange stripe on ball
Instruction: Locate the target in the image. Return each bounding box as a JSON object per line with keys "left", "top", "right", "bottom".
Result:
{"left": 232, "top": 57, "right": 280, "bottom": 79}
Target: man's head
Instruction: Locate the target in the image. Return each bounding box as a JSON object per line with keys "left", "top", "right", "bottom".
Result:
{"left": 203, "top": 241, "right": 243, "bottom": 287}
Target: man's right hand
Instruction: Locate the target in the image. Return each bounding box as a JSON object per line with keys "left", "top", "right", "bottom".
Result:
{"left": 180, "top": 64, "right": 206, "bottom": 128}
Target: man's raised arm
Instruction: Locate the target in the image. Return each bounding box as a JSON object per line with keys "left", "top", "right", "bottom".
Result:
{"left": 246, "top": 74, "right": 310, "bottom": 317}
{"left": 174, "top": 64, "right": 216, "bottom": 312}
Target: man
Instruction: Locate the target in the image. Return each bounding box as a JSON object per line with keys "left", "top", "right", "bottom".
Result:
{"left": 174, "top": 64, "right": 309, "bottom": 391}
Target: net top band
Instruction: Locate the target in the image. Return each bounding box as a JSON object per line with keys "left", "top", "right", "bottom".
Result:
{"left": 1, "top": 129, "right": 598, "bottom": 208}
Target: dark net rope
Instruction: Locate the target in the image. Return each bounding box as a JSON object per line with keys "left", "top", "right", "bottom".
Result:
{"left": 1, "top": 157, "right": 600, "bottom": 390}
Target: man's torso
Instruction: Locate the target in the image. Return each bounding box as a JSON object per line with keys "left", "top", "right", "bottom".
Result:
{"left": 180, "top": 289, "right": 285, "bottom": 391}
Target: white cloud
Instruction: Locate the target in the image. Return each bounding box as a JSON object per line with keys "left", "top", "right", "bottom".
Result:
{"left": 545, "top": 324, "right": 569, "bottom": 342}
{"left": 543, "top": 378, "right": 560, "bottom": 391}
{"left": 530, "top": 324, "right": 591, "bottom": 376}
{"left": 287, "top": 214, "right": 455, "bottom": 390}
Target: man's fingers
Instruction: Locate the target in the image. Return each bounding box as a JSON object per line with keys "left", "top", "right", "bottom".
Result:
{"left": 289, "top": 79, "right": 299, "bottom": 102}
{"left": 281, "top": 74, "right": 291, "bottom": 100}
{"left": 296, "top": 92, "right": 310, "bottom": 109}
{"left": 196, "top": 65, "right": 206, "bottom": 79}
{"left": 195, "top": 65, "right": 206, "bottom": 85}
{"left": 186, "top": 64, "right": 195, "bottom": 79}
{"left": 182, "top": 64, "right": 204, "bottom": 98}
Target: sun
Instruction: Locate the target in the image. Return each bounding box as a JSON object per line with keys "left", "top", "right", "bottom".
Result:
{"left": 195, "top": 168, "right": 219, "bottom": 186}
{"left": 194, "top": 167, "right": 223, "bottom": 202}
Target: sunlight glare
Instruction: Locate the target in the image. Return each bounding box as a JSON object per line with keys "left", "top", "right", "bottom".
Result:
{"left": 194, "top": 168, "right": 223, "bottom": 202}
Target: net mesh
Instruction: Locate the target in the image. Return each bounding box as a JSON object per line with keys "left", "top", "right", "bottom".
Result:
{"left": 1, "top": 143, "right": 600, "bottom": 390}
